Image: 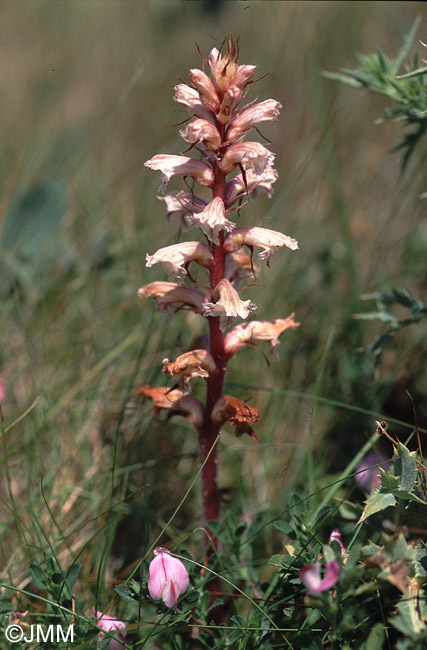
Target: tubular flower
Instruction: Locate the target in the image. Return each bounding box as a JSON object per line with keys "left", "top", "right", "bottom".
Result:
{"left": 159, "top": 190, "right": 206, "bottom": 229}
{"left": 148, "top": 547, "right": 189, "bottom": 608}
{"left": 185, "top": 197, "right": 235, "bottom": 244}
{"left": 224, "top": 226, "right": 298, "bottom": 263}
{"left": 137, "top": 385, "right": 204, "bottom": 427}
{"left": 211, "top": 395, "right": 260, "bottom": 440}
{"left": 146, "top": 241, "right": 213, "bottom": 282}
{"left": 138, "top": 281, "right": 207, "bottom": 314}
{"left": 202, "top": 278, "right": 257, "bottom": 331}
{"left": 162, "top": 349, "right": 216, "bottom": 393}
{"left": 144, "top": 154, "right": 215, "bottom": 193}
{"left": 225, "top": 165, "right": 278, "bottom": 206}
{"left": 227, "top": 99, "right": 282, "bottom": 142}
{"left": 94, "top": 612, "right": 127, "bottom": 650}
{"left": 180, "top": 118, "right": 221, "bottom": 151}
{"left": 219, "top": 142, "right": 275, "bottom": 175}
{"left": 173, "top": 83, "right": 215, "bottom": 122}
{"left": 188, "top": 68, "right": 220, "bottom": 112}
{"left": 299, "top": 561, "right": 341, "bottom": 596}
{"left": 225, "top": 250, "right": 258, "bottom": 285}
{"left": 224, "top": 315, "right": 300, "bottom": 356}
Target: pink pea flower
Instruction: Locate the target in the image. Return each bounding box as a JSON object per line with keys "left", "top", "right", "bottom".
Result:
{"left": 0, "top": 378, "right": 5, "bottom": 403}
{"left": 299, "top": 560, "right": 340, "bottom": 596}
{"left": 355, "top": 451, "right": 390, "bottom": 492}
{"left": 328, "top": 529, "right": 346, "bottom": 556}
{"left": 94, "top": 611, "right": 127, "bottom": 650}
{"left": 148, "top": 547, "right": 189, "bottom": 608}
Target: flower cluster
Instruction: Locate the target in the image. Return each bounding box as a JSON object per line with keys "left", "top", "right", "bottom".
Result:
{"left": 138, "top": 36, "right": 299, "bottom": 525}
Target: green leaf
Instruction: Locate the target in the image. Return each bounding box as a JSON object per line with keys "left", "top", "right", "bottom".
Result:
{"left": 65, "top": 562, "right": 82, "bottom": 591}
{"left": 358, "top": 490, "right": 396, "bottom": 524}
{"left": 29, "top": 563, "right": 49, "bottom": 590}
{"left": 363, "top": 622, "right": 386, "bottom": 650}
{"left": 393, "top": 442, "right": 417, "bottom": 491}
{"left": 394, "top": 17, "right": 421, "bottom": 73}
{"left": 115, "top": 583, "right": 139, "bottom": 602}
{"left": 391, "top": 594, "right": 427, "bottom": 637}
{"left": 273, "top": 521, "right": 293, "bottom": 536}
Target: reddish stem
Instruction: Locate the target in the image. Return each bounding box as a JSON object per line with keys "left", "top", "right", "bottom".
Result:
{"left": 199, "top": 156, "right": 227, "bottom": 540}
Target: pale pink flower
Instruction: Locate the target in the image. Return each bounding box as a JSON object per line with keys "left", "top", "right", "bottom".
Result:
{"left": 138, "top": 281, "right": 207, "bottom": 314}
{"left": 224, "top": 315, "right": 300, "bottom": 356}
{"left": 225, "top": 165, "right": 278, "bottom": 206}
{"left": 227, "top": 99, "right": 282, "bottom": 142}
{"left": 180, "top": 119, "right": 221, "bottom": 151}
{"left": 298, "top": 561, "right": 340, "bottom": 596}
{"left": 225, "top": 250, "right": 258, "bottom": 285}
{"left": 328, "top": 529, "right": 346, "bottom": 556}
{"left": 230, "top": 64, "right": 257, "bottom": 91}
{"left": 188, "top": 68, "right": 220, "bottom": 112}
{"left": 217, "top": 86, "right": 244, "bottom": 125}
{"left": 202, "top": 278, "right": 257, "bottom": 331}
{"left": 159, "top": 190, "right": 206, "bottom": 229}
{"left": 162, "top": 349, "right": 216, "bottom": 393}
{"left": 148, "top": 547, "right": 189, "bottom": 608}
{"left": 223, "top": 226, "right": 298, "bottom": 263}
{"left": 94, "top": 611, "right": 126, "bottom": 650}
{"left": 220, "top": 142, "right": 275, "bottom": 175}
{"left": 0, "top": 378, "right": 5, "bottom": 403}
{"left": 173, "top": 84, "right": 215, "bottom": 122}
{"left": 146, "top": 241, "right": 213, "bottom": 282}
{"left": 185, "top": 197, "right": 235, "bottom": 244}
{"left": 144, "top": 154, "right": 214, "bottom": 193}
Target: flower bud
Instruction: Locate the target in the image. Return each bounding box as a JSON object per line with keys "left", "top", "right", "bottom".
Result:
{"left": 188, "top": 68, "right": 220, "bottom": 112}
{"left": 148, "top": 547, "right": 189, "bottom": 608}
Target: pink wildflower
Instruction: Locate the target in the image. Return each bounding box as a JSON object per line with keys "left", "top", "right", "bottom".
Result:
{"left": 145, "top": 241, "right": 213, "bottom": 282}
{"left": 227, "top": 99, "right": 282, "bottom": 142}
{"left": 298, "top": 560, "right": 340, "bottom": 596}
{"left": 223, "top": 226, "right": 299, "bottom": 264}
{"left": 328, "top": 529, "right": 346, "bottom": 556}
{"left": 185, "top": 197, "right": 235, "bottom": 245}
{"left": 148, "top": 547, "right": 189, "bottom": 608}
{"left": 94, "top": 611, "right": 127, "bottom": 650}
{"left": 0, "top": 378, "right": 5, "bottom": 403}
{"left": 202, "top": 278, "right": 257, "bottom": 331}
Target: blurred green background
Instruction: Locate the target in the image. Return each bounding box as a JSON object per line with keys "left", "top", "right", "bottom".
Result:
{"left": 1, "top": 0, "right": 426, "bottom": 607}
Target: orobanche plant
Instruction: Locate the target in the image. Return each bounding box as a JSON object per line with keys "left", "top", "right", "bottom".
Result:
{"left": 138, "top": 36, "right": 299, "bottom": 540}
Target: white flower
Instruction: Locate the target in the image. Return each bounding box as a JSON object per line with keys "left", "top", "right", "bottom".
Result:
{"left": 159, "top": 190, "right": 206, "bottom": 229}
{"left": 173, "top": 84, "right": 215, "bottom": 123}
{"left": 223, "top": 226, "right": 298, "bottom": 263}
{"left": 144, "top": 154, "right": 215, "bottom": 194}
{"left": 202, "top": 279, "right": 257, "bottom": 331}
{"left": 185, "top": 197, "right": 235, "bottom": 244}
{"left": 146, "top": 241, "right": 213, "bottom": 282}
